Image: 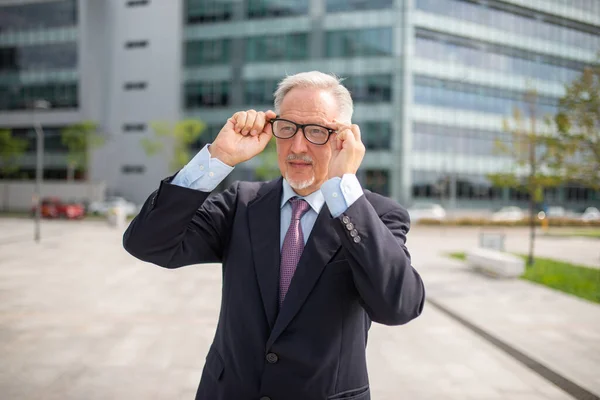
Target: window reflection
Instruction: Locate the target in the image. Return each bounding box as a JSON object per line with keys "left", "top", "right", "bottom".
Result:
{"left": 326, "top": 28, "right": 393, "bottom": 58}
{"left": 414, "top": 31, "right": 584, "bottom": 84}
{"left": 344, "top": 75, "right": 392, "bottom": 103}
{"left": 412, "top": 123, "right": 511, "bottom": 156}
{"left": 247, "top": 0, "right": 308, "bottom": 18}
{"left": 412, "top": 170, "right": 503, "bottom": 201}
{"left": 184, "top": 81, "right": 230, "bottom": 109}
{"left": 0, "top": 0, "right": 77, "bottom": 32}
{"left": 415, "top": 0, "right": 600, "bottom": 51}
{"left": 0, "top": 82, "right": 78, "bottom": 110}
{"left": 185, "top": 39, "right": 230, "bottom": 66}
{"left": 185, "top": 0, "right": 234, "bottom": 24}
{"left": 0, "top": 42, "right": 77, "bottom": 72}
{"left": 326, "top": 0, "right": 393, "bottom": 13}
{"left": 361, "top": 121, "right": 392, "bottom": 150}
{"left": 414, "top": 76, "right": 559, "bottom": 116}
{"left": 246, "top": 34, "right": 308, "bottom": 62}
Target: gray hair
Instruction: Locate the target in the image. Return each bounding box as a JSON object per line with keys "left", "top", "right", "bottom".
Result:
{"left": 273, "top": 71, "right": 354, "bottom": 122}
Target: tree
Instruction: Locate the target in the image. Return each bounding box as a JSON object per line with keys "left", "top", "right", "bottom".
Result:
{"left": 141, "top": 119, "right": 205, "bottom": 173}
{"left": 488, "top": 89, "right": 564, "bottom": 266}
{"left": 0, "top": 129, "right": 28, "bottom": 211}
{"left": 254, "top": 138, "right": 280, "bottom": 180}
{"left": 61, "top": 121, "right": 105, "bottom": 181}
{"left": 554, "top": 66, "right": 600, "bottom": 191}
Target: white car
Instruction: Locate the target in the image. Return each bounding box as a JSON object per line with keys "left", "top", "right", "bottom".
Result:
{"left": 407, "top": 203, "right": 447, "bottom": 222}
{"left": 581, "top": 207, "right": 600, "bottom": 222}
{"left": 491, "top": 206, "right": 525, "bottom": 222}
{"left": 88, "top": 197, "right": 139, "bottom": 217}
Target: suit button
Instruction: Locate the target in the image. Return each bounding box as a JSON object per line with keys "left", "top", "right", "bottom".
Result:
{"left": 260, "top": 397, "right": 271, "bottom": 400}
{"left": 266, "top": 352, "right": 278, "bottom": 364}
{"left": 342, "top": 215, "right": 350, "bottom": 224}
{"left": 353, "top": 236, "right": 362, "bottom": 243}
{"left": 345, "top": 222, "right": 354, "bottom": 231}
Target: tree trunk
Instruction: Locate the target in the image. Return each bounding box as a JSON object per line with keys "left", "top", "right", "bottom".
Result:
{"left": 528, "top": 196, "right": 535, "bottom": 267}
{"left": 67, "top": 163, "right": 75, "bottom": 182}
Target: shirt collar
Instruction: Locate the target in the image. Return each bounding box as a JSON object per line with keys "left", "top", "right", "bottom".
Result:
{"left": 280, "top": 179, "right": 325, "bottom": 214}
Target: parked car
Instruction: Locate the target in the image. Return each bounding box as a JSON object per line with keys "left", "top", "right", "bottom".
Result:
{"left": 31, "top": 197, "right": 85, "bottom": 219}
{"left": 407, "top": 202, "right": 447, "bottom": 222}
{"left": 88, "top": 196, "right": 138, "bottom": 217}
{"left": 580, "top": 207, "right": 600, "bottom": 222}
{"left": 491, "top": 206, "right": 525, "bottom": 222}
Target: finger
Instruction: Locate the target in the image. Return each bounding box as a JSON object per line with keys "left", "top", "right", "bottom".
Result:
{"left": 252, "top": 112, "right": 266, "bottom": 136}
{"left": 243, "top": 110, "right": 258, "bottom": 135}
{"left": 234, "top": 112, "right": 247, "bottom": 134}
{"left": 265, "top": 110, "right": 277, "bottom": 121}
{"left": 350, "top": 124, "right": 361, "bottom": 141}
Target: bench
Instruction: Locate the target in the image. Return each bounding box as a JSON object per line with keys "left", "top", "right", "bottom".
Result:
{"left": 466, "top": 247, "right": 525, "bottom": 278}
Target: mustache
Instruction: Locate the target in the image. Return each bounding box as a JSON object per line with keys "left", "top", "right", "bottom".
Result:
{"left": 286, "top": 154, "right": 313, "bottom": 163}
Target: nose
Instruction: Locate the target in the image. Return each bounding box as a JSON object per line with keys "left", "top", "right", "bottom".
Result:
{"left": 290, "top": 128, "right": 310, "bottom": 153}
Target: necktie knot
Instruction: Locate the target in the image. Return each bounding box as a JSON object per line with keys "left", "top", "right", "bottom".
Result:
{"left": 289, "top": 197, "right": 310, "bottom": 221}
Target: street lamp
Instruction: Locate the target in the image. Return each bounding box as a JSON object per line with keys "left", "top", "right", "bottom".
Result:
{"left": 33, "top": 99, "right": 50, "bottom": 243}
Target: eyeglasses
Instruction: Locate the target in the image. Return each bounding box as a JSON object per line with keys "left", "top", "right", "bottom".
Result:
{"left": 270, "top": 117, "right": 335, "bottom": 145}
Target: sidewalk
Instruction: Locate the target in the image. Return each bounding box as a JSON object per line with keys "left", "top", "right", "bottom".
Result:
{"left": 408, "top": 228, "right": 600, "bottom": 398}
{"left": 0, "top": 219, "right": 597, "bottom": 399}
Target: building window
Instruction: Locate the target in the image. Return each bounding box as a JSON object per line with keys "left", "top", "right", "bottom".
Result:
{"left": 184, "top": 39, "right": 230, "bottom": 66}
{"left": 326, "top": 28, "right": 393, "bottom": 58}
{"left": 244, "top": 79, "right": 278, "bottom": 105}
{"left": 123, "top": 123, "right": 146, "bottom": 132}
{"left": 413, "top": 76, "right": 558, "bottom": 116}
{"left": 361, "top": 121, "right": 392, "bottom": 150}
{"left": 0, "top": 0, "right": 77, "bottom": 32}
{"left": 126, "top": 0, "right": 149, "bottom": 7}
{"left": 184, "top": 81, "right": 230, "bottom": 109}
{"left": 191, "top": 124, "right": 222, "bottom": 150}
{"left": 0, "top": 42, "right": 78, "bottom": 72}
{"left": 247, "top": 0, "right": 309, "bottom": 18}
{"left": 124, "top": 82, "right": 147, "bottom": 91}
{"left": 122, "top": 165, "right": 146, "bottom": 174}
{"left": 343, "top": 75, "right": 392, "bottom": 103}
{"left": 0, "top": 82, "right": 78, "bottom": 111}
{"left": 327, "top": 0, "right": 393, "bottom": 12}
{"left": 412, "top": 123, "right": 511, "bottom": 156}
{"left": 125, "top": 40, "right": 149, "bottom": 49}
{"left": 360, "top": 169, "right": 390, "bottom": 196}
{"left": 246, "top": 33, "right": 308, "bottom": 62}
{"left": 185, "top": 0, "right": 234, "bottom": 24}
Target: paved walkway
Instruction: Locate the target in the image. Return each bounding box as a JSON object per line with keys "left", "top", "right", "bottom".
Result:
{"left": 0, "top": 219, "right": 598, "bottom": 399}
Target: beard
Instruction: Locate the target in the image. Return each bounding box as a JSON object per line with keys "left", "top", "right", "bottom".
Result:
{"left": 286, "top": 174, "right": 315, "bottom": 191}
{"left": 285, "top": 153, "right": 315, "bottom": 191}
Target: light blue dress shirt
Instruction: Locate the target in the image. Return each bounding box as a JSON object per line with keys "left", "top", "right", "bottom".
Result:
{"left": 171, "top": 144, "right": 364, "bottom": 249}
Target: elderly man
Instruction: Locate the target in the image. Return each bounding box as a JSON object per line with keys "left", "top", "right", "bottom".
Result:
{"left": 123, "top": 71, "right": 425, "bottom": 400}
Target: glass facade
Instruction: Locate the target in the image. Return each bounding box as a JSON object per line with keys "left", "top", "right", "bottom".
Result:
{"left": 185, "top": 39, "right": 230, "bottom": 66}
{"left": 416, "top": 0, "right": 600, "bottom": 51}
{"left": 184, "top": 81, "right": 230, "bottom": 109}
{"left": 0, "top": 82, "right": 77, "bottom": 110}
{"left": 412, "top": 123, "right": 510, "bottom": 156}
{"left": 185, "top": 0, "right": 234, "bottom": 24}
{"left": 414, "top": 76, "right": 559, "bottom": 117}
{"left": 344, "top": 75, "right": 392, "bottom": 103}
{"left": 0, "top": 0, "right": 77, "bottom": 32}
{"left": 247, "top": 0, "right": 309, "bottom": 18}
{"left": 0, "top": 42, "right": 77, "bottom": 72}
{"left": 244, "top": 79, "right": 278, "bottom": 105}
{"left": 246, "top": 34, "right": 308, "bottom": 62}
{"left": 361, "top": 121, "right": 392, "bottom": 150}
{"left": 327, "top": 0, "right": 394, "bottom": 13}
{"left": 415, "top": 31, "right": 583, "bottom": 84}
{"left": 326, "top": 28, "right": 393, "bottom": 58}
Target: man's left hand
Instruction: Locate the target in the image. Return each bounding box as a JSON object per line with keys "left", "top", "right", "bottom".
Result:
{"left": 328, "top": 121, "right": 366, "bottom": 179}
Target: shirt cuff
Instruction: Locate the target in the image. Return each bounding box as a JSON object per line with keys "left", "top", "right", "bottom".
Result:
{"left": 171, "top": 144, "right": 234, "bottom": 192}
{"left": 321, "top": 174, "right": 364, "bottom": 218}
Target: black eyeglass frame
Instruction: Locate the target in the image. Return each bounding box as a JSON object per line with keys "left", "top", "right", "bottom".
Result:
{"left": 269, "top": 117, "right": 336, "bottom": 145}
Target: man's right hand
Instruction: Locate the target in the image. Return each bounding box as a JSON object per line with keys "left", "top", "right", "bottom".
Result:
{"left": 209, "top": 109, "right": 277, "bottom": 167}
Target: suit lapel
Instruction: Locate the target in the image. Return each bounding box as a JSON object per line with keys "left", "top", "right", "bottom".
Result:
{"left": 248, "top": 178, "right": 283, "bottom": 331}
{"left": 266, "top": 203, "right": 341, "bottom": 350}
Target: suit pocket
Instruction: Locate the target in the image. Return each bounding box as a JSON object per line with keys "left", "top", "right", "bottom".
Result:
{"left": 205, "top": 346, "right": 224, "bottom": 381}
{"left": 328, "top": 385, "right": 369, "bottom": 400}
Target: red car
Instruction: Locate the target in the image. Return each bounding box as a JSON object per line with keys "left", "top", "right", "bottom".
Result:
{"left": 32, "top": 197, "right": 85, "bottom": 219}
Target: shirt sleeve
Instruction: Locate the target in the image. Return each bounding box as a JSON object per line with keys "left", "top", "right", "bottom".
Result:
{"left": 170, "top": 144, "right": 234, "bottom": 192}
{"left": 321, "top": 174, "right": 364, "bottom": 218}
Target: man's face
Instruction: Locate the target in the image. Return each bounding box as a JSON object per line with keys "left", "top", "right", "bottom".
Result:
{"left": 276, "top": 87, "right": 340, "bottom": 196}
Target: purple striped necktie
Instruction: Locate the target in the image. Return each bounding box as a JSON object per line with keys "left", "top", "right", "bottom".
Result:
{"left": 279, "top": 197, "right": 310, "bottom": 306}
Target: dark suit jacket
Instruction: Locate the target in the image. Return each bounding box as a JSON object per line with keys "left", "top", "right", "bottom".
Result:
{"left": 123, "top": 176, "right": 425, "bottom": 400}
